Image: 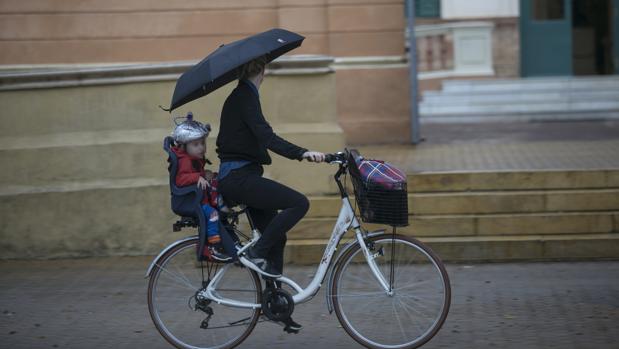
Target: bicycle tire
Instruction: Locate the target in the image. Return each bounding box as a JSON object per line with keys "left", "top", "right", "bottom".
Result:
{"left": 331, "top": 234, "right": 451, "bottom": 349}
{"left": 147, "top": 237, "right": 262, "bottom": 349}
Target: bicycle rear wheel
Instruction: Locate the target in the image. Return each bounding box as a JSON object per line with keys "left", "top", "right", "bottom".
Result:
{"left": 331, "top": 234, "right": 451, "bottom": 349}
{"left": 147, "top": 237, "right": 261, "bottom": 349}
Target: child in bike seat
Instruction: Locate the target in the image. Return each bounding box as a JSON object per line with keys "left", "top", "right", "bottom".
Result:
{"left": 171, "top": 114, "right": 231, "bottom": 262}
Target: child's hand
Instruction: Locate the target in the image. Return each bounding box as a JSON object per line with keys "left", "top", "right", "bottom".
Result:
{"left": 204, "top": 170, "right": 214, "bottom": 181}
{"left": 197, "top": 177, "right": 209, "bottom": 190}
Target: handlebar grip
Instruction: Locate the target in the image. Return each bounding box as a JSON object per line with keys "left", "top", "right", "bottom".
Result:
{"left": 324, "top": 154, "right": 336, "bottom": 163}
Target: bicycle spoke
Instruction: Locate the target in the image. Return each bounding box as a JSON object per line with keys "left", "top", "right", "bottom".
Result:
{"left": 393, "top": 279, "right": 433, "bottom": 291}
{"left": 333, "top": 236, "right": 450, "bottom": 349}
{"left": 336, "top": 290, "right": 387, "bottom": 297}
{"left": 155, "top": 263, "right": 198, "bottom": 291}
{"left": 344, "top": 294, "right": 372, "bottom": 314}
{"left": 341, "top": 269, "right": 382, "bottom": 287}
{"left": 148, "top": 239, "right": 260, "bottom": 349}
{"left": 396, "top": 296, "right": 421, "bottom": 324}
{"left": 173, "top": 263, "right": 197, "bottom": 287}
{"left": 394, "top": 293, "right": 444, "bottom": 304}
{"left": 397, "top": 296, "right": 435, "bottom": 320}
{"left": 396, "top": 297, "right": 428, "bottom": 335}
{"left": 391, "top": 298, "right": 408, "bottom": 341}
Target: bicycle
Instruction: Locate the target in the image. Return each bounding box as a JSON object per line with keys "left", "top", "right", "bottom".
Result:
{"left": 146, "top": 148, "right": 451, "bottom": 349}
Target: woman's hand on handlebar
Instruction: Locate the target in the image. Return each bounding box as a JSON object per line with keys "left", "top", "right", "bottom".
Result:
{"left": 302, "top": 151, "right": 326, "bottom": 163}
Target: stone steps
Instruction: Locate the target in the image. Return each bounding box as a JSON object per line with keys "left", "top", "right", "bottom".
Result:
{"left": 284, "top": 233, "right": 619, "bottom": 264}
{"left": 0, "top": 73, "right": 338, "bottom": 138}
{"left": 0, "top": 180, "right": 177, "bottom": 259}
{"left": 441, "top": 75, "right": 619, "bottom": 93}
{"left": 407, "top": 169, "right": 619, "bottom": 192}
{"left": 411, "top": 188, "right": 619, "bottom": 214}
{"left": 419, "top": 112, "right": 619, "bottom": 123}
{"left": 420, "top": 101, "right": 619, "bottom": 116}
{"left": 2, "top": 168, "right": 618, "bottom": 262}
{"left": 287, "top": 167, "right": 619, "bottom": 263}
{"left": 3, "top": 167, "right": 617, "bottom": 194}
{"left": 0, "top": 124, "right": 344, "bottom": 190}
{"left": 422, "top": 89, "right": 619, "bottom": 104}
{"left": 420, "top": 76, "right": 619, "bottom": 122}
{"left": 0, "top": 59, "right": 349, "bottom": 261}
{"left": 287, "top": 211, "right": 619, "bottom": 240}
{"left": 305, "top": 188, "right": 619, "bottom": 217}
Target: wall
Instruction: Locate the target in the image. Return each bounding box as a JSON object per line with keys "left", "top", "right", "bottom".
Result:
{"left": 492, "top": 18, "right": 520, "bottom": 77}
{"left": 416, "top": 1, "right": 520, "bottom": 79}
{"left": 0, "top": 57, "right": 346, "bottom": 259}
{"left": 0, "top": 0, "right": 412, "bottom": 145}
{"left": 0, "top": 0, "right": 406, "bottom": 64}
{"left": 441, "top": 0, "right": 519, "bottom": 19}
{"left": 334, "top": 58, "right": 412, "bottom": 144}
{"left": 433, "top": 0, "right": 520, "bottom": 77}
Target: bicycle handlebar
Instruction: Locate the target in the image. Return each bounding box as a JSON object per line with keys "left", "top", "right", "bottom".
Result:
{"left": 302, "top": 151, "right": 350, "bottom": 197}
{"left": 324, "top": 153, "right": 336, "bottom": 163}
{"left": 301, "top": 152, "right": 347, "bottom": 164}
{"left": 325, "top": 152, "right": 348, "bottom": 164}
{"left": 303, "top": 147, "right": 361, "bottom": 165}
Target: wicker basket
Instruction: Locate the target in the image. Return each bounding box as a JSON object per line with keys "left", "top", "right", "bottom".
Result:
{"left": 347, "top": 150, "right": 409, "bottom": 227}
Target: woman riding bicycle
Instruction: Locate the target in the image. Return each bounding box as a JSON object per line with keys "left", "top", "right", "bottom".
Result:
{"left": 215, "top": 55, "right": 326, "bottom": 329}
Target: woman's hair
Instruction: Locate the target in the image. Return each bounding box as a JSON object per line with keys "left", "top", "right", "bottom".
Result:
{"left": 238, "top": 55, "right": 268, "bottom": 80}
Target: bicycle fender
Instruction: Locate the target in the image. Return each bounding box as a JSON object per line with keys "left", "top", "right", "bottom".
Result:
{"left": 325, "top": 229, "right": 386, "bottom": 313}
{"left": 145, "top": 236, "right": 197, "bottom": 278}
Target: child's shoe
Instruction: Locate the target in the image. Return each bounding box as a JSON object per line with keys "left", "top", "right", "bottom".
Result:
{"left": 208, "top": 244, "right": 232, "bottom": 262}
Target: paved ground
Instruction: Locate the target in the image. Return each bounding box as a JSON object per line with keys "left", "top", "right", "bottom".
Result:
{"left": 1, "top": 257, "right": 617, "bottom": 349}
{"left": 358, "top": 120, "right": 619, "bottom": 172}
{"left": 1, "top": 121, "right": 618, "bottom": 348}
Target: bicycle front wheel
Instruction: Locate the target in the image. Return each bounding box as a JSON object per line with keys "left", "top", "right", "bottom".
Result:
{"left": 147, "top": 237, "right": 261, "bottom": 349}
{"left": 331, "top": 234, "right": 451, "bottom": 349}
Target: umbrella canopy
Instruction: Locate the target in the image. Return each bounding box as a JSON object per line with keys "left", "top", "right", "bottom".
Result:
{"left": 166, "top": 28, "right": 305, "bottom": 111}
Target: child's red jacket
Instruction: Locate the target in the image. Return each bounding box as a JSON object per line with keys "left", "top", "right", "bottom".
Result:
{"left": 171, "top": 146, "right": 218, "bottom": 207}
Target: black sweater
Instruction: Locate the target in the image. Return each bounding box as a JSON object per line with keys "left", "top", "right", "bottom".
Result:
{"left": 216, "top": 79, "right": 308, "bottom": 165}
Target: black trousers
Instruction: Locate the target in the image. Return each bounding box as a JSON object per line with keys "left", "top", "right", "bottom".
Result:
{"left": 218, "top": 163, "right": 310, "bottom": 274}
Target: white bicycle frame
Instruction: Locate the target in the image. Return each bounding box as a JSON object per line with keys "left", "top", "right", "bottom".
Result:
{"left": 200, "top": 196, "right": 392, "bottom": 309}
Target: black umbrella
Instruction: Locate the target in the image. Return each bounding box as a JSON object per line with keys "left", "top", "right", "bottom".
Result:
{"left": 164, "top": 28, "right": 305, "bottom": 111}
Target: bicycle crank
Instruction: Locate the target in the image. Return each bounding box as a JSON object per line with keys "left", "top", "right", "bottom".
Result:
{"left": 261, "top": 287, "right": 294, "bottom": 322}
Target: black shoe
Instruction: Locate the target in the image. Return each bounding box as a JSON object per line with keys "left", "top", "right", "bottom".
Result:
{"left": 241, "top": 247, "right": 281, "bottom": 278}
{"left": 266, "top": 314, "right": 302, "bottom": 333}
{"left": 281, "top": 317, "right": 302, "bottom": 333}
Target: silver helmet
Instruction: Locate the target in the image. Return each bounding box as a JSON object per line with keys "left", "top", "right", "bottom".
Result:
{"left": 172, "top": 112, "right": 211, "bottom": 144}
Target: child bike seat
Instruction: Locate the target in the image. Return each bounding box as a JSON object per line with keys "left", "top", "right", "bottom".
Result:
{"left": 163, "top": 136, "right": 238, "bottom": 261}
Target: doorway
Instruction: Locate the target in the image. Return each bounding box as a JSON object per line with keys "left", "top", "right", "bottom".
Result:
{"left": 521, "top": 0, "right": 619, "bottom": 76}
{"left": 572, "top": 0, "right": 614, "bottom": 75}
{"left": 520, "top": 0, "right": 573, "bottom": 76}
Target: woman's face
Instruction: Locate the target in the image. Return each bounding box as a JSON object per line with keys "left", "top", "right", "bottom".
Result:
{"left": 185, "top": 138, "right": 206, "bottom": 157}
{"left": 256, "top": 68, "right": 265, "bottom": 86}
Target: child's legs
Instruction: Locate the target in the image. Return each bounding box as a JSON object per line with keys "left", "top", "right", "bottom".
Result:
{"left": 201, "top": 204, "right": 221, "bottom": 244}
